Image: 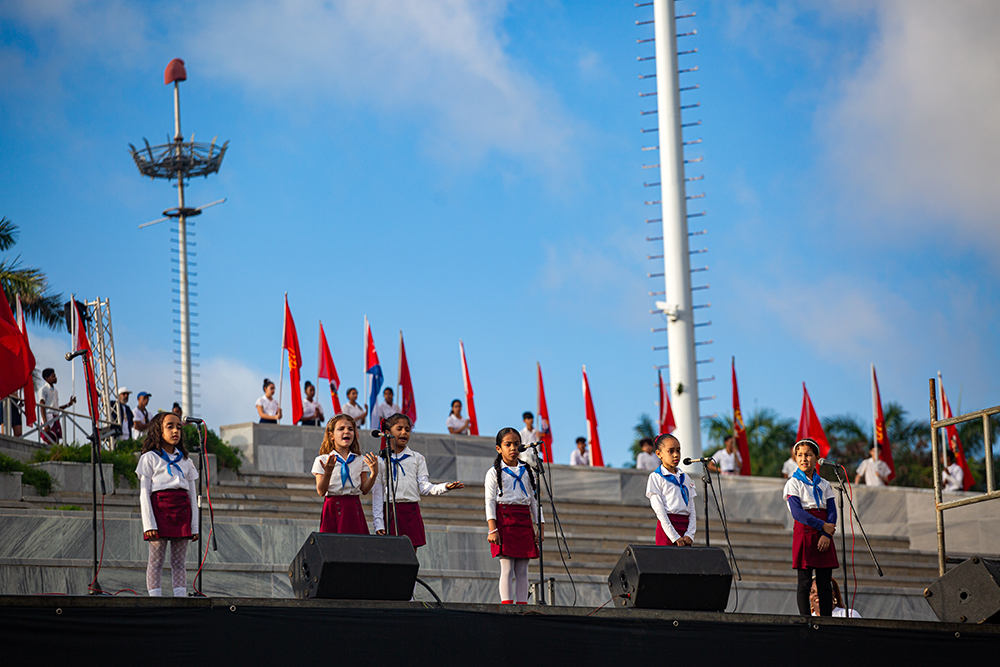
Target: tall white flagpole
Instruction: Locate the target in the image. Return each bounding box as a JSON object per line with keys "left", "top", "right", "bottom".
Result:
{"left": 277, "top": 293, "right": 286, "bottom": 423}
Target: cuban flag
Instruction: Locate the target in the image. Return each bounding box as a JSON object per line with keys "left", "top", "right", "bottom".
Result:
{"left": 364, "top": 316, "right": 383, "bottom": 427}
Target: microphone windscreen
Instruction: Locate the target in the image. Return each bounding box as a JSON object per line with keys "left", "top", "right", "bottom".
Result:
{"left": 682, "top": 457, "right": 692, "bottom": 465}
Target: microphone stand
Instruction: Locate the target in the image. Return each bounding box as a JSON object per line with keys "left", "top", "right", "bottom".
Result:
{"left": 189, "top": 422, "right": 218, "bottom": 595}
{"left": 829, "top": 463, "right": 882, "bottom": 609}
{"left": 525, "top": 444, "right": 548, "bottom": 605}
{"left": 379, "top": 434, "right": 400, "bottom": 539}
{"left": 699, "top": 461, "right": 712, "bottom": 547}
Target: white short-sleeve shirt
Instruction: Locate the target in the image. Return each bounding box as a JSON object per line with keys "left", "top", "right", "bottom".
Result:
{"left": 636, "top": 451, "right": 660, "bottom": 471}
{"left": 856, "top": 457, "right": 891, "bottom": 486}
{"left": 781, "top": 457, "right": 798, "bottom": 479}
{"left": 446, "top": 413, "right": 470, "bottom": 435}
{"left": 942, "top": 462, "right": 964, "bottom": 492}
{"left": 570, "top": 449, "right": 589, "bottom": 466}
{"left": 256, "top": 396, "right": 279, "bottom": 418}
{"left": 712, "top": 449, "right": 739, "bottom": 473}
{"left": 301, "top": 398, "right": 322, "bottom": 421}
{"left": 311, "top": 452, "right": 367, "bottom": 496}
{"left": 342, "top": 402, "right": 366, "bottom": 423}
{"left": 783, "top": 473, "right": 835, "bottom": 511}
{"left": 484, "top": 463, "right": 542, "bottom": 524}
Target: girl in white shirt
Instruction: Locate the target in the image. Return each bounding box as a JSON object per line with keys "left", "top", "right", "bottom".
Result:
{"left": 255, "top": 378, "right": 282, "bottom": 424}
{"left": 485, "top": 427, "right": 543, "bottom": 605}
{"left": 645, "top": 433, "right": 697, "bottom": 546}
{"left": 299, "top": 381, "right": 324, "bottom": 427}
{"left": 446, "top": 399, "right": 471, "bottom": 435}
{"left": 136, "top": 412, "right": 199, "bottom": 597}
{"left": 311, "top": 414, "right": 378, "bottom": 534}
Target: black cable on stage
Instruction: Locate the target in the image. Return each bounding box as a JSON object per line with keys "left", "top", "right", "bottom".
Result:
{"left": 414, "top": 577, "right": 443, "bottom": 607}
{"left": 540, "top": 456, "right": 577, "bottom": 607}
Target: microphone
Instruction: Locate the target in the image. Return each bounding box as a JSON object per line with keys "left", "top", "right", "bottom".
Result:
{"left": 65, "top": 349, "right": 87, "bottom": 361}
{"left": 184, "top": 417, "right": 204, "bottom": 424}
{"left": 818, "top": 458, "right": 838, "bottom": 468}
{"left": 517, "top": 442, "right": 543, "bottom": 453}
{"left": 682, "top": 456, "right": 714, "bottom": 465}
{"left": 371, "top": 429, "right": 393, "bottom": 439}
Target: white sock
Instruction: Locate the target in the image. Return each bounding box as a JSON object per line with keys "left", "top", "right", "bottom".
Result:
{"left": 173, "top": 586, "right": 187, "bottom": 598}
{"left": 149, "top": 588, "right": 162, "bottom": 597}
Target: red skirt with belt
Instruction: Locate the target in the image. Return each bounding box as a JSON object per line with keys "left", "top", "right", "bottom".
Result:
{"left": 147, "top": 489, "right": 193, "bottom": 540}
{"left": 384, "top": 501, "right": 426, "bottom": 548}
{"left": 320, "top": 495, "right": 369, "bottom": 534}
{"left": 792, "top": 507, "right": 838, "bottom": 569}
{"left": 655, "top": 514, "right": 690, "bottom": 546}
{"left": 490, "top": 504, "right": 538, "bottom": 559}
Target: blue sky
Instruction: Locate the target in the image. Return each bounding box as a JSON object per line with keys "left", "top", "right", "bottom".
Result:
{"left": 3, "top": 1, "right": 999, "bottom": 465}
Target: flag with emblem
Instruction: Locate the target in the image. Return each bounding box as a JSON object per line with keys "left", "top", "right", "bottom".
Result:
{"left": 282, "top": 296, "right": 303, "bottom": 425}
{"left": 732, "top": 358, "right": 750, "bottom": 475}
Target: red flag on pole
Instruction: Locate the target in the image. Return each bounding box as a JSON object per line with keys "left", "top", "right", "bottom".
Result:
{"left": 582, "top": 365, "right": 604, "bottom": 467}
{"left": 658, "top": 370, "right": 676, "bottom": 435}
{"left": 317, "top": 321, "right": 342, "bottom": 415}
{"left": 459, "top": 340, "right": 478, "bottom": 436}
{"left": 940, "top": 378, "right": 975, "bottom": 491}
{"left": 398, "top": 331, "right": 416, "bottom": 425}
{"left": 283, "top": 296, "right": 303, "bottom": 425}
{"left": 732, "top": 358, "right": 751, "bottom": 476}
{"left": 797, "top": 382, "right": 830, "bottom": 459}
{"left": 537, "top": 362, "right": 553, "bottom": 462}
{"left": 871, "top": 365, "right": 896, "bottom": 481}
{"left": 15, "top": 296, "right": 36, "bottom": 426}
{"left": 72, "top": 301, "right": 100, "bottom": 423}
{"left": 0, "top": 290, "right": 32, "bottom": 398}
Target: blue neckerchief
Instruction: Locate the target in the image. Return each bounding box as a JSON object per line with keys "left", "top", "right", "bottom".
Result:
{"left": 656, "top": 467, "right": 689, "bottom": 506}
{"left": 390, "top": 453, "right": 410, "bottom": 479}
{"left": 157, "top": 449, "right": 185, "bottom": 478}
{"left": 502, "top": 465, "right": 528, "bottom": 495}
{"left": 793, "top": 468, "right": 824, "bottom": 507}
{"left": 335, "top": 453, "right": 356, "bottom": 488}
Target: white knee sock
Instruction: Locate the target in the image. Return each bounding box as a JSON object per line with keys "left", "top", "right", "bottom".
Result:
{"left": 514, "top": 558, "right": 529, "bottom": 603}
{"left": 498, "top": 557, "right": 514, "bottom": 602}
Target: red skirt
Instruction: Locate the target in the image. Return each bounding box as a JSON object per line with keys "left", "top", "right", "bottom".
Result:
{"left": 147, "top": 489, "right": 193, "bottom": 540}
{"left": 655, "top": 514, "right": 690, "bottom": 546}
{"left": 490, "top": 504, "right": 538, "bottom": 559}
{"left": 792, "top": 508, "right": 839, "bottom": 569}
{"left": 384, "top": 502, "right": 426, "bottom": 548}
{"left": 320, "top": 495, "right": 369, "bottom": 535}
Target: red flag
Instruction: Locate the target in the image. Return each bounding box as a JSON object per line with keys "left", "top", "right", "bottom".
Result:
{"left": 940, "top": 380, "right": 975, "bottom": 491}
{"left": 459, "top": 340, "right": 478, "bottom": 436}
{"left": 582, "top": 365, "right": 604, "bottom": 467}
{"left": 317, "top": 321, "right": 342, "bottom": 414}
{"left": 0, "top": 289, "right": 32, "bottom": 398}
{"left": 796, "top": 382, "right": 830, "bottom": 459}
{"left": 15, "top": 296, "right": 36, "bottom": 426}
{"left": 282, "top": 296, "right": 303, "bottom": 425}
{"left": 398, "top": 331, "right": 416, "bottom": 425}
{"left": 871, "top": 365, "right": 896, "bottom": 481}
{"left": 658, "top": 370, "right": 676, "bottom": 435}
{"left": 732, "top": 358, "right": 751, "bottom": 476}
{"left": 72, "top": 302, "right": 100, "bottom": 422}
{"left": 537, "top": 363, "right": 553, "bottom": 462}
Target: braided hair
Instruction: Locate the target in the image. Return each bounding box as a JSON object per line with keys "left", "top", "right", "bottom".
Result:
{"left": 493, "top": 427, "right": 536, "bottom": 497}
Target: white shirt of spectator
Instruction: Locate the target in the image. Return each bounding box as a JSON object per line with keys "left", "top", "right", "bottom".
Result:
{"left": 301, "top": 398, "right": 322, "bottom": 421}
{"left": 256, "top": 395, "right": 279, "bottom": 419}
{"left": 569, "top": 449, "right": 589, "bottom": 466}
{"left": 484, "top": 463, "right": 542, "bottom": 525}
{"left": 342, "top": 402, "right": 366, "bottom": 423}
{"left": 942, "top": 462, "right": 964, "bottom": 492}
{"left": 39, "top": 384, "right": 59, "bottom": 422}
{"left": 371, "top": 446, "right": 449, "bottom": 531}
{"left": 311, "top": 453, "right": 366, "bottom": 496}
{"left": 133, "top": 406, "right": 151, "bottom": 440}
{"left": 856, "top": 457, "right": 891, "bottom": 486}
{"left": 712, "top": 448, "right": 740, "bottom": 473}
{"left": 781, "top": 457, "right": 798, "bottom": 479}
{"left": 446, "top": 413, "right": 470, "bottom": 435}
{"left": 372, "top": 402, "right": 401, "bottom": 427}
{"left": 519, "top": 426, "right": 542, "bottom": 448}
{"left": 636, "top": 451, "right": 660, "bottom": 471}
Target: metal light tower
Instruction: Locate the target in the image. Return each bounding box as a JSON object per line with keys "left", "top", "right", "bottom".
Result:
{"left": 652, "top": 0, "right": 703, "bottom": 463}
{"left": 130, "top": 59, "right": 228, "bottom": 417}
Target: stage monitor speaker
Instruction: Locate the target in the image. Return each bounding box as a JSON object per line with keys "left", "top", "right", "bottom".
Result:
{"left": 608, "top": 545, "right": 732, "bottom": 611}
{"left": 289, "top": 532, "right": 419, "bottom": 600}
{"left": 925, "top": 556, "right": 1000, "bottom": 624}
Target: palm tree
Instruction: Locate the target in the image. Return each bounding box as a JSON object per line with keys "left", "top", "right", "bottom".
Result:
{"left": 1, "top": 217, "right": 64, "bottom": 330}
{"left": 626, "top": 413, "right": 657, "bottom": 467}
{"left": 703, "top": 407, "right": 796, "bottom": 477}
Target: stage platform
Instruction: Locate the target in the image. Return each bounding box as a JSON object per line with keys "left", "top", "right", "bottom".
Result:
{"left": 0, "top": 595, "right": 995, "bottom": 665}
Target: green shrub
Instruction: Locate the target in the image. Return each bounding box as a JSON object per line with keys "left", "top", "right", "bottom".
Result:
{"left": 0, "top": 452, "right": 54, "bottom": 496}
{"left": 31, "top": 444, "right": 140, "bottom": 489}
{"left": 47, "top": 505, "right": 85, "bottom": 511}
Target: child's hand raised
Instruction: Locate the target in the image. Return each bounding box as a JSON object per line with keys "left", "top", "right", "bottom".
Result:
{"left": 446, "top": 481, "right": 464, "bottom": 490}
{"left": 322, "top": 456, "right": 338, "bottom": 475}
{"left": 364, "top": 452, "right": 378, "bottom": 474}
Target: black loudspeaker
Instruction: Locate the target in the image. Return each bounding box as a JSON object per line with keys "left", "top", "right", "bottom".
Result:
{"left": 925, "top": 556, "right": 1000, "bottom": 624}
{"left": 608, "top": 545, "right": 733, "bottom": 611}
{"left": 289, "top": 532, "right": 419, "bottom": 600}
